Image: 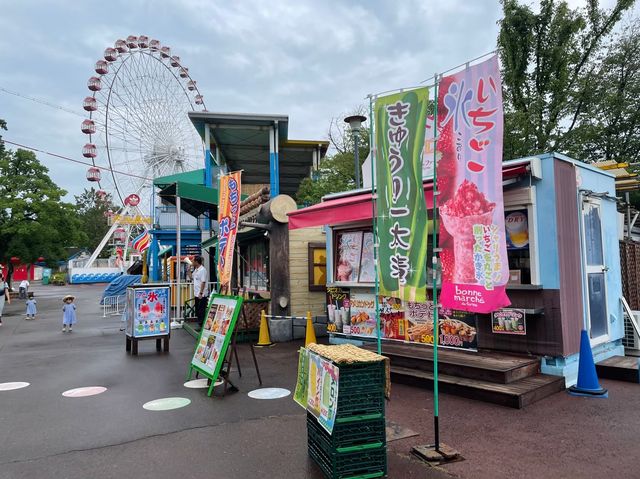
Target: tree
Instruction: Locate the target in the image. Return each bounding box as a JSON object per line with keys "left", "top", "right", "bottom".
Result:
{"left": 498, "top": 0, "right": 634, "bottom": 160}
{"left": 74, "top": 187, "right": 118, "bottom": 255}
{"left": 296, "top": 107, "right": 370, "bottom": 206}
{"left": 0, "top": 125, "right": 87, "bottom": 283}
{"left": 563, "top": 18, "right": 640, "bottom": 163}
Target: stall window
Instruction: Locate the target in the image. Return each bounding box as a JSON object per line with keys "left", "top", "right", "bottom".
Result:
{"left": 334, "top": 229, "right": 375, "bottom": 283}
{"left": 505, "top": 208, "right": 531, "bottom": 284}
{"left": 308, "top": 243, "right": 327, "bottom": 291}
{"left": 240, "top": 239, "right": 269, "bottom": 291}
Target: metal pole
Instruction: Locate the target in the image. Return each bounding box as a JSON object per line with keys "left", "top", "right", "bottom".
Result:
{"left": 626, "top": 192, "right": 632, "bottom": 239}
{"left": 431, "top": 76, "right": 441, "bottom": 452}
{"left": 354, "top": 131, "right": 361, "bottom": 190}
{"left": 176, "top": 195, "right": 182, "bottom": 322}
{"left": 368, "top": 97, "right": 381, "bottom": 355}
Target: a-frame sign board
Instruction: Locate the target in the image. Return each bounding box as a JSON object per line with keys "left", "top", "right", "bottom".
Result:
{"left": 187, "top": 294, "right": 243, "bottom": 397}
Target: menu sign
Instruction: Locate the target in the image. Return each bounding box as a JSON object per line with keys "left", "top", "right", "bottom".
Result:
{"left": 358, "top": 232, "right": 376, "bottom": 283}
{"left": 336, "top": 231, "right": 363, "bottom": 282}
{"left": 348, "top": 292, "right": 377, "bottom": 337}
{"left": 492, "top": 308, "right": 526, "bottom": 335}
{"left": 505, "top": 210, "right": 529, "bottom": 250}
{"left": 326, "top": 287, "right": 350, "bottom": 333}
{"left": 188, "top": 295, "right": 243, "bottom": 396}
{"left": 307, "top": 351, "right": 340, "bottom": 434}
{"left": 126, "top": 286, "right": 170, "bottom": 338}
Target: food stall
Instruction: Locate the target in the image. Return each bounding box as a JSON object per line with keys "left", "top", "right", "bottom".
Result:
{"left": 289, "top": 152, "right": 626, "bottom": 384}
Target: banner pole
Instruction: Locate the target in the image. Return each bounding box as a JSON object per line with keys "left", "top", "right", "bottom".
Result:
{"left": 368, "top": 95, "right": 382, "bottom": 355}
{"left": 431, "top": 74, "right": 441, "bottom": 452}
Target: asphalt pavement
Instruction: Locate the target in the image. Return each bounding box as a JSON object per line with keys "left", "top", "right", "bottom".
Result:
{"left": 0, "top": 284, "right": 447, "bottom": 479}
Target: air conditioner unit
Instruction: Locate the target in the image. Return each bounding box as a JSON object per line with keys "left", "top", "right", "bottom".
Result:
{"left": 623, "top": 310, "right": 640, "bottom": 351}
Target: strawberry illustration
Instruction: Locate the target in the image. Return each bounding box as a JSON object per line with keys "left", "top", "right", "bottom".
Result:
{"left": 440, "top": 248, "right": 454, "bottom": 282}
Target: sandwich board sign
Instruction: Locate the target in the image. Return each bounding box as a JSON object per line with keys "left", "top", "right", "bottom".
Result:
{"left": 187, "top": 294, "right": 243, "bottom": 396}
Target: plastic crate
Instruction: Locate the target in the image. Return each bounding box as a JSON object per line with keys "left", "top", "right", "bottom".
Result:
{"left": 308, "top": 436, "right": 387, "bottom": 479}
{"left": 307, "top": 412, "right": 385, "bottom": 449}
{"left": 337, "top": 361, "right": 385, "bottom": 393}
{"left": 336, "top": 387, "right": 385, "bottom": 418}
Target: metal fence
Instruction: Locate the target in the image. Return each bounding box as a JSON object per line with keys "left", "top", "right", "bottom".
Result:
{"left": 103, "top": 295, "right": 125, "bottom": 317}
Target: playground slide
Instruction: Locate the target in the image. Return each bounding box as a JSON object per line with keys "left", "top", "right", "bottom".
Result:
{"left": 100, "top": 274, "right": 142, "bottom": 304}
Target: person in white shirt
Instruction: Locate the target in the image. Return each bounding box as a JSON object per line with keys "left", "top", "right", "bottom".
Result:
{"left": 19, "top": 279, "right": 29, "bottom": 299}
{"left": 192, "top": 256, "right": 209, "bottom": 324}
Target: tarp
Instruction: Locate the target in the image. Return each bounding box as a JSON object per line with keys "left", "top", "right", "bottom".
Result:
{"left": 100, "top": 275, "right": 142, "bottom": 305}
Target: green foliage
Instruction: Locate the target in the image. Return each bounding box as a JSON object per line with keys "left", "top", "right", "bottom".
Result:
{"left": 0, "top": 121, "right": 87, "bottom": 275}
{"left": 296, "top": 113, "right": 370, "bottom": 206}
{"left": 74, "top": 187, "right": 118, "bottom": 255}
{"left": 499, "top": 0, "right": 634, "bottom": 160}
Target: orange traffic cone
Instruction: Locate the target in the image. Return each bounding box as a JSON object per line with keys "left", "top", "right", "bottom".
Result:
{"left": 305, "top": 311, "right": 317, "bottom": 346}
{"left": 255, "top": 310, "right": 274, "bottom": 347}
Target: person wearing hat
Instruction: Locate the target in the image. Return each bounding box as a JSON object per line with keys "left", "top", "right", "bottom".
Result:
{"left": 62, "top": 295, "right": 77, "bottom": 332}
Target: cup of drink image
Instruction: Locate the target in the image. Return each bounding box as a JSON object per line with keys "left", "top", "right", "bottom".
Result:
{"left": 511, "top": 318, "right": 520, "bottom": 330}
{"left": 440, "top": 181, "right": 496, "bottom": 284}
{"left": 505, "top": 211, "right": 528, "bottom": 248}
{"left": 498, "top": 316, "right": 505, "bottom": 329}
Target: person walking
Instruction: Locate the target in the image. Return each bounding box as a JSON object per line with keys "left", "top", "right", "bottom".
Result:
{"left": 19, "top": 279, "right": 29, "bottom": 299}
{"left": 192, "top": 256, "right": 209, "bottom": 325}
{"left": 0, "top": 274, "right": 10, "bottom": 326}
{"left": 62, "top": 295, "right": 77, "bottom": 332}
{"left": 25, "top": 292, "right": 37, "bottom": 320}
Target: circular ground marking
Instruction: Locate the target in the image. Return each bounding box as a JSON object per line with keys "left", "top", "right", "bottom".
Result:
{"left": 183, "top": 379, "right": 223, "bottom": 389}
{"left": 0, "top": 382, "right": 30, "bottom": 391}
{"left": 247, "top": 387, "right": 291, "bottom": 400}
{"left": 143, "top": 397, "right": 191, "bottom": 411}
{"left": 62, "top": 386, "right": 107, "bottom": 398}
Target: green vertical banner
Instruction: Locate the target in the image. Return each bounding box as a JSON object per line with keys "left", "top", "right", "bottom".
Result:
{"left": 375, "top": 88, "right": 430, "bottom": 302}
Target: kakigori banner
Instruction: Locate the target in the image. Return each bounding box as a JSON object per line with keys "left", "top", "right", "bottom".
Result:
{"left": 436, "top": 55, "right": 510, "bottom": 313}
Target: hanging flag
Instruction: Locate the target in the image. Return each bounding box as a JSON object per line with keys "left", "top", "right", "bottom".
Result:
{"left": 374, "top": 87, "right": 430, "bottom": 302}
{"left": 217, "top": 171, "right": 242, "bottom": 289}
{"left": 132, "top": 230, "right": 150, "bottom": 252}
{"left": 436, "top": 55, "right": 510, "bottom": 312}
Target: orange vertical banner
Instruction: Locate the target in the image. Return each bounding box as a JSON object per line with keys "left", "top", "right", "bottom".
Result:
{"left": 217, "top": 171, "right": 241, "bottom": 290}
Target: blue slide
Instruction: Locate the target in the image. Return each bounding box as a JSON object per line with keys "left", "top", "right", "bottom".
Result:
{"left": 100, "top": 274, "right": 142, "bottom": 304}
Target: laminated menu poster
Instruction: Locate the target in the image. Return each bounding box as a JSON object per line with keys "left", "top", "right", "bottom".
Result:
{"left": 188, "top": 295, "right": 243, "bottom": 396}
{"left": 326, "top": 287, "right": 350, "bottom": 333}
{"left": 336, "top": 231, "right": 363, "bottom": 282}
{"left": 358, "top": 232, "right": 376, "bottom": 283}
{"left": 307, "top": 351, "right": 339, "bottom": 434}
{"left": 347, "top": 292, "right": 377, "bottom": 337}
{"left": 379, "top": 296, "right": 407, "bottom": 340}
{"left": 492, "top": 308, "right": 526, "bottom": 335}
{"left": 126, "top": 286, "right": 170, "bottom": 338}
{"left": 405, "top": 301, "right": 478, "bottom": 351}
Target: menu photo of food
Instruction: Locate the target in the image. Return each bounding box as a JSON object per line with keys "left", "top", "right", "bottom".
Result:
{"left": 379, "top": 296, "right": 406, "bottom": 340}
{"left": 405, "top": 301, "right": 478, "bottom": 350}
{"left": 204, "top": 304, "right": 219, "bottom": 331}
{"left": 348, "top": 292, "right": 377, "bottom": 337}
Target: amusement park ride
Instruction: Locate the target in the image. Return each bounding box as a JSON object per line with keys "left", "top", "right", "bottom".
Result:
{"left": 69, "top": 35, "right": 207, "bottom": 284}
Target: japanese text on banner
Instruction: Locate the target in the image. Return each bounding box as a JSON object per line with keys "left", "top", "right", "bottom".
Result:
{"left": 217, "top": 171, "right": 241, "bottom": 289}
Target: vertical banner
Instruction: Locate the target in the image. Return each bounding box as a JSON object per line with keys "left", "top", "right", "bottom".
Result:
{"left": 436, "top": 55, "right": 510, "bottom": 312}
{"left": 217, "top": 171, "right": 241, "bottom": 290}
{"left": 374, "top": 88, "right": 430, "bottom": 302}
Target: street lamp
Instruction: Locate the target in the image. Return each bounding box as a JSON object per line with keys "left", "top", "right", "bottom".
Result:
{"left": 344, "top": 115, "right": 367, "bottom": 190}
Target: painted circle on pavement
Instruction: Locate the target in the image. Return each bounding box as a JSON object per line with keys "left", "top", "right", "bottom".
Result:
{"left": 247, "top": 388, "right": 291, "bottom": 399}
{"left": 183, "top": 379, "right": 223, "bottom": 389}
{"left": 143, "top": 397, "right": 191, "bottom": 411}
{"left": 0, "top": 382, "right": 30, "bottom": 391}
{"left": 62, "top": 386, "right": 107, "bottom": 398}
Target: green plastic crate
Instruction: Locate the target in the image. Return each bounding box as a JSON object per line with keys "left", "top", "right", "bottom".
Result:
{"left": 307, "top": 412, "right": 385, "bottom": 449}
{"left": 336, "top": 387, "right": 385, "bottom": 418}
{"left": 336, "top": 361, "right": 385, "bottom": 393}
{"left": 308, "top": 436, "right": 387, "bottom": 479}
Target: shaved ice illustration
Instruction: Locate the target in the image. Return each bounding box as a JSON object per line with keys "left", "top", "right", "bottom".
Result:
{"left": 440, "top": 180, "right": 495, "bottom": 284}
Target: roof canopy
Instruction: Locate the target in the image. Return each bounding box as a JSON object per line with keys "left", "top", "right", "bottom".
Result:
{"left": 189, "top": 111, "right": 329, "bottom": 197}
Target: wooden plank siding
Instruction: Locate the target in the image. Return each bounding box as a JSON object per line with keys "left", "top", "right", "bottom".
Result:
{"left": 289, "top": 227, "right": 327, "bottom": 317}
{"left": 554, "top": 159, "right": 583, "bottom": 356}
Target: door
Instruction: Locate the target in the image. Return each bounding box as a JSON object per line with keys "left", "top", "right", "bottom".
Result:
{"left": 581, "top": 199, "right": 609, "bottom": 342}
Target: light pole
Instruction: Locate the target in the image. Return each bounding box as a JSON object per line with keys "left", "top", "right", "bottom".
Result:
{"left": 344, "top": 115, "right": 367, "bottom": 190}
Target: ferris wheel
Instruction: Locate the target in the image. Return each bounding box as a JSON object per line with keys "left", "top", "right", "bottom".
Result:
{"left": 81, "top": 35, "right": 206, "bottom": 214}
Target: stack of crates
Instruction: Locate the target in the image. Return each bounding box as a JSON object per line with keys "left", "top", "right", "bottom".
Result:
{"left": 307, "top": 359, "right": 387, "bottom": 479}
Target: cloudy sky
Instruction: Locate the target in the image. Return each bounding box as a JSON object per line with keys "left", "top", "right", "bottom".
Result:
{"left": 0, "top": 0, "right": 631, "bottom": 202}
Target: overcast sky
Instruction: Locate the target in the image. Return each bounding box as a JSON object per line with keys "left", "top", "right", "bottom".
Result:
{"left": 0, "top": 0, "right": 631, "bottom": 202}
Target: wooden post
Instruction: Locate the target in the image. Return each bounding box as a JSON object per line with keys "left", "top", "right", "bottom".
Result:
{"left": 257, "top": 195, "right": 297, "bottom": 318}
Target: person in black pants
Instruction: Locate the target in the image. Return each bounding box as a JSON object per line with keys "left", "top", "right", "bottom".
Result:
{"left": 192, "top": 256, "right": 209, "bottom": 324}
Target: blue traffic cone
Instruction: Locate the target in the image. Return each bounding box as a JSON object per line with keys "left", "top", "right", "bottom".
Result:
{"left": 568, "top": 330, "right": 608, "bottom": 398}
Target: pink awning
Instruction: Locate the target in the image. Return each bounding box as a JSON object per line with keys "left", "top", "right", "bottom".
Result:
{"left": 288, "top": 164, "right": 529, "bottom": 230}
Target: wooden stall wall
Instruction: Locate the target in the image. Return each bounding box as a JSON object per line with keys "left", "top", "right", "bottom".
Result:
{"left": 289, "top": 226, "right": 326, "bottom": 317}
{"left": 620, "top": 240, "right": 640, "bottom": 309}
